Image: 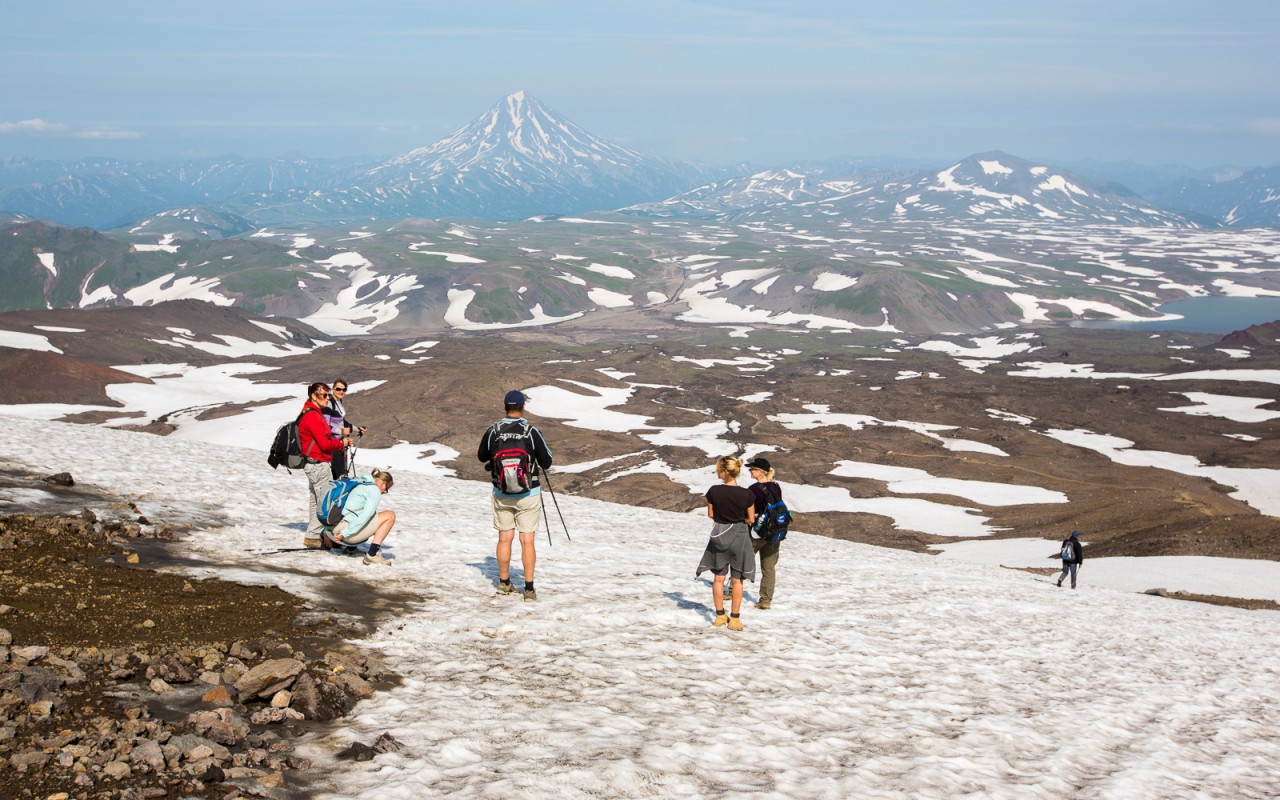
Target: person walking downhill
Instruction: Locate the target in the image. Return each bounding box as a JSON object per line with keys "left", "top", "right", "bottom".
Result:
{"left": 1057, "top": 530, "right": 1085, "bottom": 589}
{"left": 696, "top": 455, "right": 756, "bottom": 631}
{"left": 477, "top": 390, "right": 553, "bottom": 601}
{"left": 324, "top": 468, "right": 397, "bottom": 566}
{"left": 745, "top": 457, "right": 784, "bottom": 610}
{"left": 298, "top": 382, "right": 353, "bottom": 549}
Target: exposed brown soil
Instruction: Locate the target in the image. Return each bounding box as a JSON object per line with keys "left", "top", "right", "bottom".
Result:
{"left": 3, "top": 302, "right": 1278, "bottom": 581}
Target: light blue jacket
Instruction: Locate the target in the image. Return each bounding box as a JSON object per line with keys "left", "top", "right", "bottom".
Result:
{"left": 339, "top": 474, "right": 382, "bottom": 533}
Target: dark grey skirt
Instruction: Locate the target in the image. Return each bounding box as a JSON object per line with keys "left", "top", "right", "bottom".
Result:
{"left": 695, "top": 522, "right": 756, "bottom": 582}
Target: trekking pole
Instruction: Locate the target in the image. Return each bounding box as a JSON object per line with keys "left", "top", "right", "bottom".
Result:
{"left": 540, "top": 470, "right": 571, "bottom": 541}
{"left": 541, "top": 493, "right": 553, "bottom": 547}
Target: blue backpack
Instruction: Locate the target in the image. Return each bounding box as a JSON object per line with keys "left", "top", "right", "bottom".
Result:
{"left": 754, "top": 484, "right": 793, "bottom": 543}
{"left": 317, "top": 478, "right": 362, "bottom": 526}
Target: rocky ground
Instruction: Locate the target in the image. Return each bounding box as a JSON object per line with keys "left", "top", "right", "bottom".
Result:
{"left": 0, "top": 474, "right": 403, "bottom": 799}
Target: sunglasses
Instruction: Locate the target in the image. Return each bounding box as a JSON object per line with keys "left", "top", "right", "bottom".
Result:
{"left": 315, "top": 391, "right": 330, "bottom": 399}
{"left": 334, "top": 388, "right": 346, "bottom": 393}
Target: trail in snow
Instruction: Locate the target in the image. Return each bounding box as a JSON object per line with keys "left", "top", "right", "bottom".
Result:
{"left": 4, "top": 416, "right": 1278, "bottom": 799}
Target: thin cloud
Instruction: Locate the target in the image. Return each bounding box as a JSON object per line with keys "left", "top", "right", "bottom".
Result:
{"left": 1245, "top": 119, "right": 1280, "bottom": 135}
{"left": 0, "top": 118, "right": 141, "bottom": 140}
{"left": 75, "top": 129, "right": 143, "bottom": 140}
{"left": 0, "top": 118, "right": 68, "bottom": 135}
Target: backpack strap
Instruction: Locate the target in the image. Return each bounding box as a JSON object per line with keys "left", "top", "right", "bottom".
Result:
{"left": 299, "top": 406, "right": 323, "bottom": 460}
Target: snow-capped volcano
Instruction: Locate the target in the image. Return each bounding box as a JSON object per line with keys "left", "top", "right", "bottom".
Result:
{"left": 339, "top": 91, "right": 715, "bottom": 219}
{"left": 373, "top": 91, "right": 650, "bottom": 177}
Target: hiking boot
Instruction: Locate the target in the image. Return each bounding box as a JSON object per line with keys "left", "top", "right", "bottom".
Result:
{"left": 727, "top": 616, "right": 745, "bottom": 631}
{"left": 713, "top": 611, "right": 728, "bottom": 627}
{"left": 1056, "top": 577, "right": 1063, "bottom": 587}
{"left": 523, "top": 588, "right": 538, "bottom": 602}
{"left": 755, "top": 600, "right": 771, "bottom": 610}
{"left": 497, "top": 580, "right": 516, "bottom": 595}
{"left": 362, "top": 552, "right": 391, "bottom": 566}
{"left": 303, "top": 538, "right": 324, "bottom": 550}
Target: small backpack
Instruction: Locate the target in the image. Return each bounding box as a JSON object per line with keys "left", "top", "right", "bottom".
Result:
{"left": 267, "top": 408, "right": 317, "bottom": 471}
{"left": 488, "top": 420, "right": 537, "bottom": 495}
{"left": 317, "top": 478, "right": 362, "bottom": 526}
{"left": 754, "top": 485, "right": 793, "bottom": 543}
{"left": 1060, "top": 541, "right": 1074, "bottom": 562}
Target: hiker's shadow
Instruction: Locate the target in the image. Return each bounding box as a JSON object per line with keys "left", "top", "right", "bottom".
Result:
{"left": 278, "top": 522, "right": 307, "bottom": 532}
{"left": 468, "top": 556, "right": 524, "bottom": 589}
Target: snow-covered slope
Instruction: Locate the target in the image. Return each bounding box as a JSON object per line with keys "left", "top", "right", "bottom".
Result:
{"left": 6, "top": 415, "right": 1279, "bottom": 799}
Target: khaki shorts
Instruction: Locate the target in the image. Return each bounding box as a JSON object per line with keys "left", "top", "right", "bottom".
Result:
{"left": 492, "top": 493, "right": 541, "bottom": 533}
{"left": 333, "top": 516, "right": 374, "bottom": 545}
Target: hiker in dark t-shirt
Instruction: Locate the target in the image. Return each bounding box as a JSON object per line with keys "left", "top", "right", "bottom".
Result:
{"left": 745, "top": 456, "right": 784, "bottom": 610}
{"left": 696, "top": 455, "right": 756, "bottom": 631}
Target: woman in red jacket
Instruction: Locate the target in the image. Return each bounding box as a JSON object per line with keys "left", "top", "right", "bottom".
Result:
{"left": 298, "top": 382, "right": 351, "bottom": 549}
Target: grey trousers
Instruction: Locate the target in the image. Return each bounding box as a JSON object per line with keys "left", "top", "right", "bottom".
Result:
{"left": 1058, "top": 562, "right": 1078, "bottom": 588}
{"left": 304, "top": 461, "right": 331, "bottom": 542}
{"left": 753, "top": 537, "right": 781, "bottom": 603}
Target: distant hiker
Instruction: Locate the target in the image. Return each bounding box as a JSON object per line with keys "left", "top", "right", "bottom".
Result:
{"left": 298, "top": 383, "right": 353, "bottom": 549}
{"left": 477, "top": 390, "right": 553, "bottom": 601}
{"left": 323, "top": 468, "right": 397, "bottom": 566}
{"left": 1056, "top": 530, "right": 1085, "bottom": 589}
{"left": 746, "top": 457, "right": 784, "bottom": 610}
{"left": 696, "top": 455, "right": 756, "bottom": 631}
{"left": 323, "top": 379, "right": 365, "bottom": 480}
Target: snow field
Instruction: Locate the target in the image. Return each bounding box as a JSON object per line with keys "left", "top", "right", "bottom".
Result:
{"left": 4, "top": 416, "right": 1279, "bottom": 799}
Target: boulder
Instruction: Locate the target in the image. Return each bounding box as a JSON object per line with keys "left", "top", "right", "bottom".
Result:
{"left": 234, "top": 658, "right": 304, "bottom": 699}
{"left": 288, "top": 672, "right": 348, "bottom": 721}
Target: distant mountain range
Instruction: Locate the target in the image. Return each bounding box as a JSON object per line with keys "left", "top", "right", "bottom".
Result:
{"left": 1143, "top": 166, "right": 1280, "bottom": 227}
{"left": 623, "top": 151, "right": 1210, "bottom": 227}
{"left": 1, "top": 92, "right": 1278, "bottom": 229}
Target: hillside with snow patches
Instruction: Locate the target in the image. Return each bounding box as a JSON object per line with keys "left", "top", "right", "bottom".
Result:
{"left": 4, "top": 415, "right": 1279, "bottom": 799}
{"left": 6, "top": 209, "right": 1280, "bottom": 334}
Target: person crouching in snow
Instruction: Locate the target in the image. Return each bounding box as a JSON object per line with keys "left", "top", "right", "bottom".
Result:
{"left": 324, "top": 468, "right": 397, "bottom": 566}
{"left": 1056, "top": 530, "right": 1084, "bottom": 588}
{"left": 696, "top": 455, "right": 756, "bottom": 631}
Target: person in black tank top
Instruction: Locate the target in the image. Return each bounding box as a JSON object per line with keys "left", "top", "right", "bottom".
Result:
{"left": 695, "top": 455, "right": 756, "bottom": 631}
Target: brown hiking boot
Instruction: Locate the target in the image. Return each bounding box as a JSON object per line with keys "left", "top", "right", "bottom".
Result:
{"left": 713, "top": 611, "right": 728, "bottom": 627}
{"left": 727, "top": 615, "right": 744, "bottom": 631}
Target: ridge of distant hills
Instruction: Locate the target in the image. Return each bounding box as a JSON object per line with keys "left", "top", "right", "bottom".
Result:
{"left": 0, "top": 92, "right": 1277, "bottom": 229}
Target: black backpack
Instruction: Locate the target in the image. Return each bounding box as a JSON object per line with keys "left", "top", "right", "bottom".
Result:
{"left": 753, "top": 484, "right": 793, "bottom": 543}
{"left": 268, "top": 408, "right": 318, "bottom": 471}
{"left": 488, "top": 420, "right": 536, "bottom": 494}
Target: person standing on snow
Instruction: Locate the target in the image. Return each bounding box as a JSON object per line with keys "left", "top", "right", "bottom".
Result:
{"left": 477, "top": 390, "right": 553, "bottom": 601}
{"left": 323, "top": 379, "right": 365, "bottom": 480}
{"left": 299, "top": 382, "right": 353, "bottom": 549}
{"left": 1056, "top": 530, "right": 1085, "bottom": 588}
{"left": 745, "top": 456, "right": 784, "bottom": 610}
{"left": 697, "top": 455, "right": 756, "bottom": 631}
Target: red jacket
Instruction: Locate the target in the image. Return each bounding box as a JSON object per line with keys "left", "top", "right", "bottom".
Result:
{"left": 298, "top": 401, "right": 343, "bottom": 463}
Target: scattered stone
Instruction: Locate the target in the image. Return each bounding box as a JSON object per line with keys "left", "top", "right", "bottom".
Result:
{"left": 249, "top": 706, "right": 305, "bottom": 725}
{"left": 149, "top": 677, "right": 173, "bottom": 694}
{"left": 234, "top": 657, "right": 304, "bottom": 699}
{"left": 1145, "top": 588, "right": 1170, "bottom": 596}
{"left": 337, "top": 741, "right": 378, "bottom": 761}
{"left": 201, "top": 685, "right": 233, "bottom": 707}
{"left": 103, "top": 759, "right": 132, "bottom": 778}
{"left": 42, "top": 472, "right": 75, "bottom": 486}
{"left": 140, "top": 617, "right": 155, "bottom": 628}
{"left": 270, "top": 689, "right": 291, "bottom": 708}
{"left": 0, "top": 628, "right": 10, "bottom": 646}
{"left": 373, "top": 731, "right": 405, "bottom": 754}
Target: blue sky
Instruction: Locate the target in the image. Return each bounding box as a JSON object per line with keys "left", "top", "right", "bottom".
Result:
{"left": 2, "top": 0, "right": 1277, "bottom": 168}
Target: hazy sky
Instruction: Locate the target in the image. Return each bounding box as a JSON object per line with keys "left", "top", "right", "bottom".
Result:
{"left": 3, "top": 1, "right": 1277, "bottom": 168}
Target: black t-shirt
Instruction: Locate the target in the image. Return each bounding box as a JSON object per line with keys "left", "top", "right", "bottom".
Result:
{"left": 705, "top": 484, "right": 755, "bottom": 524}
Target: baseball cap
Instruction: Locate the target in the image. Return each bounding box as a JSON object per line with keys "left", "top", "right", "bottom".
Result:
{"left": 504, "top": 390, "right": 526, "bottom": 406}
{"left": 745, "top": 457, "right": 772, "bottom": 472}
